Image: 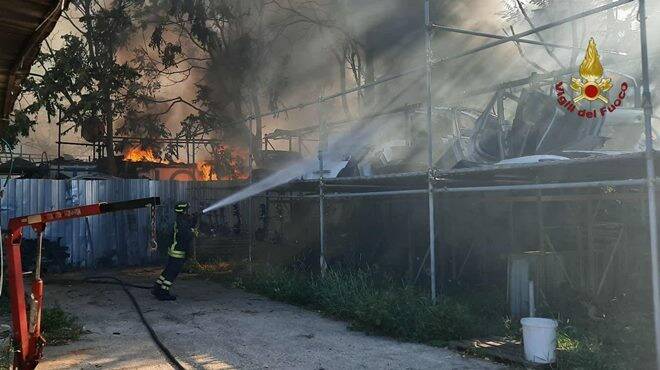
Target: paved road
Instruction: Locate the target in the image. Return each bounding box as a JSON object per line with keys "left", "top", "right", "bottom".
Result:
{"left": 39, "top": 269, "right": 504, "bottom": 370}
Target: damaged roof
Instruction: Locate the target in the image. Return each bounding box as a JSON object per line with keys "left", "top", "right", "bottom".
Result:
{"left": 0, "top": 0, "right": 68, "bottom": 120}
{"left": 274, "top": 152, "right": 659, "bottom": 194}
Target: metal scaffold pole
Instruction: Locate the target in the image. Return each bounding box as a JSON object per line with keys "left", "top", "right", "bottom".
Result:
{"left": 638, "top": 0, "right": 660, "bottom": 367}
{"left": 318, "top": 97, "right": 327, "bottom": 276}
{"left": 248, "top": 117, "right": 254, "bottom": 268}
{"left": 425, "top": 0, "right": 437, "bottom": 304}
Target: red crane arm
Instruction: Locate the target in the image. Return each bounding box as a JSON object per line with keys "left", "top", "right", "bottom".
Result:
{"left": 3, "top": 197, "right": 160, "bottom": 369}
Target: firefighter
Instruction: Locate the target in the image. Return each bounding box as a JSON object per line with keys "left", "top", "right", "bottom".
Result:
{"left": 152, "top": 201, "right": 197, "bottom": 301}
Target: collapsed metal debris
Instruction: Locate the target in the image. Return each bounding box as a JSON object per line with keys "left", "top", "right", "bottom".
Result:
{"left": 199, "top": 0, "right": 659, "bottom": 363}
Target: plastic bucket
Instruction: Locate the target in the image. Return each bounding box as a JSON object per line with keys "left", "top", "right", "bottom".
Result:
{"left": 521, "top": 317, "right": 558, "bottom": 364}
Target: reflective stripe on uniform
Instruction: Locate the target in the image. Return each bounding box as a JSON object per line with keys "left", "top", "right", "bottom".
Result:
{"left": 168, "top": 249, "right": 185, "bottom": 258}
{"left": 168, "top": 221, "right": 186, "bottom": 259}
{"left": 170, "top": 222, "right": 178, "bottom": 250}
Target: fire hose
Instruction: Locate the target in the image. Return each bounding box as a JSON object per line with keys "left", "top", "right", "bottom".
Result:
{"left": 82, "top": 276, "right": 185, "bottom": 370}
{"left": 4, "top": 197, "right": 168, "bottom": 369}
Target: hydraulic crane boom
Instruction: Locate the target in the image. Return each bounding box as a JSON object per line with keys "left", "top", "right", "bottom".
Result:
{"left": 3, "top": 197, "right": 160, "bottom": 369}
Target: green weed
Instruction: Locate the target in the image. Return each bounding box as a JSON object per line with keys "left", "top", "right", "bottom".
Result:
{"left": 241, "top": 267, "right": 508, "bottom": 345}
{"left": 196, "top": 264, "right": 653, "bottom": 369}
{"left": 41, "top": 307, "right": 84, "bottom": 346}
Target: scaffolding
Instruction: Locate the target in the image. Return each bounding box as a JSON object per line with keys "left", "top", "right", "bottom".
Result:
{"left": 213, "top": 0, "right": 657, "bottom": 365}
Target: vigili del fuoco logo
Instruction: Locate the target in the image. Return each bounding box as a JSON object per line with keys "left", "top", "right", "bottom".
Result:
{"left": 555, "top": 38, "right": 628, "bottom": 119}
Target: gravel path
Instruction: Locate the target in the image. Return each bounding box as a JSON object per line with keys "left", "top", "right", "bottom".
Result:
{"left": 37, "top": 270, "right": 505, "bottom": 370}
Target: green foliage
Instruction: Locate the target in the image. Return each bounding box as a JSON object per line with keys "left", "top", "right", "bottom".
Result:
{"left": 231, "top": 267, "right": 652, "bottom": 368}
{"left": 0, "top": 336, "right": 10, "bottom": 370}
{"left": 553, "top": 313, "right": 655, "bottom": 369}
{"left": 12, "top": 0, "right": 171, "bottom": 159}
{"left": 138, "top": 0, "right": 294, "bottom": 140}
{"left": 2, "top": 111, "right": 36, "bottom": 149}
{"left": 0, "top": 291, "right": 7, "bottom": 317}
{"left": 0, "top": 307, "right": 84, "bottom": 367}
{"left": 240, "top": 267, "right": 508, "bottom": 345}
{"left": 41, "top": 307, "right": 84, "bottom": 346}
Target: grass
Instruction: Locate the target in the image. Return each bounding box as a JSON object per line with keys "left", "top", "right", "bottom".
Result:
{"left": 41, "top": 307, "right": 85, "bottom": 346}
{"left": 0, "top": 297, "right": 7, "bottom": 317}
{"left": 0, "top": 277, "right": 8, "bottom": 316}
{"left": 552, "top": 309, "right": 655, "bottom": 369}
{"left": 0, "top": 307, "right": 83, "bottom": 369}
{"left": 235, "top": 267, "right": 512, "bottom": 345}
{"left": 184, "top": 263, "right": 651, "bottom": 369}
{"left": 1, "top": 259, "right": 644, "bottom": 369}
{"left": 184, "top": 258, "right": 232, "bottom": 275}
{"left": 0, "top": 329, "right": 9, "bottom": 370}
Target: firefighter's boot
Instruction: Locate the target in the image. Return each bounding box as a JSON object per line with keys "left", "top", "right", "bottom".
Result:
{"left": 152, "top": 286, "right": 177, "bottom": 301}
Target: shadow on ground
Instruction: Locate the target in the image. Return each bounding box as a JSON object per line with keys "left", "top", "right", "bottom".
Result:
{"left": 39, "top": 268, "right": 504, "bottom": 369}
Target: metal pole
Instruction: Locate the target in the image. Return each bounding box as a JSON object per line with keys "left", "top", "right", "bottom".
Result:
{"left": 248, "top": 118, "right": 254, "bottom": 267}
{"left": 638, "top": 1, "right": 660, "bottom": 367}
{"left": 57, "top": 109, "right": 61, "bottom": 178}
{"left": 436, "top": 178, "right": 648, "bottom": 193}
{"left": 318, "top": 98, "right": 327, "bottom": 276}
{"left": 425, "top": 0, "right": 437, "bottom": 304}
{"left": 316, "top": 178, "right": 649, "bottom": 199}
{"left": 199, "top": 0, "right": 631, "bottom": 139}
{"left": 191, "top": 137, "right": 196, "bottom": 164}
{"left": 326, "top": 189, "right": 427, "bottom": 199}
{"left": 186, "top": 138, "right": 190, "bottom": 164}
{"left": 497, "top": 92, "right": 505, "bottom": 160}
{"left": 432, "top": 0, "right": 633, "bottom": 66}
{"left": 34, "top": 231, "right": 43, "bottom": 281}
{"left": 431, "top": 24, "right": 627, "bottom": 56}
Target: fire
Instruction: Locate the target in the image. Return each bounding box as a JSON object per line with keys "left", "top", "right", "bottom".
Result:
{"left": 196, "top": 162, "right": 217, "bottom": 181}
{"left": 123, "top": 147, "right": 164, "bottom": 163}
{"left": 197, "top": 146, "right": 250, "bottom": 181}
{"left": 122, "top": 145, "right": 249, "bottom": 181}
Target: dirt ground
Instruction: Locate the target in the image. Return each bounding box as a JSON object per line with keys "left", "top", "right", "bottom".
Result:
{"left": 34, "top": 269, "right": 504, "bottom": 370}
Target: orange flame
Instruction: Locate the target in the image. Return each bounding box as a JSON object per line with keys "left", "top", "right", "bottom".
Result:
{"left": 122, "top": 146, "right": 248, "bottom": 182}
{"left": 124, "top": 147, "right": 164, "bottom": 163}
{"left": 196, "top": 162, "right": 218, "bottom": 181}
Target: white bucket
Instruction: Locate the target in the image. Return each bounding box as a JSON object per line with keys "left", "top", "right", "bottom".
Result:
{"left": 521, "top": 317, "right": 558, "bottom": 364}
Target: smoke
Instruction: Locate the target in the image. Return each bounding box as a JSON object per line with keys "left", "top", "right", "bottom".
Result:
{"left": 16, "top": 0, "right": 660, "bottom": 163}
{"left": 202, "top": 109, "right": 407, "bottom": 212}
{"left": 203, "top": 71, "right": 430, "bottom": 212}
{"left": 200, "top": 0, "right": 660, "bottom": 210}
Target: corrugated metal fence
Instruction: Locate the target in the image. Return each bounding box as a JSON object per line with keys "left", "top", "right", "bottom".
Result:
{"left": 0, "top": 179, "right": 247, "bottom": 267}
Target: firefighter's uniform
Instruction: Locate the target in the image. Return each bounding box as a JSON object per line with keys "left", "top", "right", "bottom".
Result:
{"left": 152, "top": 201, "right": 196, "bottom": 301}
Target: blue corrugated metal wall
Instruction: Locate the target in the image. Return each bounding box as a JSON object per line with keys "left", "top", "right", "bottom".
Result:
{"left": 0, "top": 179, "right": 247, "bottom": 267}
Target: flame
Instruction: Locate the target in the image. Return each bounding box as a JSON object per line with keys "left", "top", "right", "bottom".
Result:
{"left": 199, "top": 146, "right": 250, "bottom": 181}
{"left": 579, "top": 38, "right": 604, "bottom": 81}
{"left": 122, "top": 145, "right": 249, "bottom": 181}
{"left": 196, "top": 162, "right": 218, "bottom": 181}
{"left": 124, "top": 147, "right": 164, "bottom": 163}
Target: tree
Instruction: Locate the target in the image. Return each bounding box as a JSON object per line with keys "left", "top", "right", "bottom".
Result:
{"left": 14, "top": 0, "right": 172, "bottom": 173}
{"left": 138, "top": 0, "right": 366, "bottom": 159}
{"left": 142, "top": 1, "right": 299, "bottom": 156}
{"left": 499, "top": 0, "right": 641, "bottom": 72}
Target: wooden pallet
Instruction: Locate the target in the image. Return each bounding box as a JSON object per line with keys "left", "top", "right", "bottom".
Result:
{"left": 448, "top": 337, "right": 546, "bottom": 368}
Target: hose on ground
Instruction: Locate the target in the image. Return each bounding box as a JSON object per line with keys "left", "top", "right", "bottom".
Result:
{"left": 83, "top": 276, "right": 185, "bottom": 370}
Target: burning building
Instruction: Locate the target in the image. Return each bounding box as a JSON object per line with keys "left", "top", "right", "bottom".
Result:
{"left": 120, "top": 145, "right": 249, "bottom": 182}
